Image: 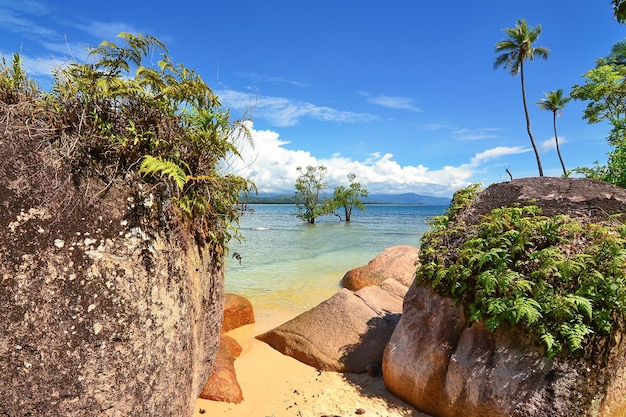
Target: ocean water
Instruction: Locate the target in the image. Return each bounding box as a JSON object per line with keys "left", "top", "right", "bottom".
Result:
{"left": 224, "top": 204, "right": 447, "bottom": 321}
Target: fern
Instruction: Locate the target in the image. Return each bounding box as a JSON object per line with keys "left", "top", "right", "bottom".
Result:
{"left": 511, "top": 297, "right": 542, "bottom": 325}
{"left": 565, "top": 294, "right": 593, "bottom": 320}
{"left": 540, "top": 331, "right": 559, "bottom": 358}
{"left": 417, "top": 193, "right": 626, "bottom": 358}
{"left": 139, "top": 155, "right": 188, "bottom": 191}
{"left": 560, "top": 322, "right": 593, "bottom": 351}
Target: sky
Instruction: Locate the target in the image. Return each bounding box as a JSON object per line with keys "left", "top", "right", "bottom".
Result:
{"left": 1, "top": 1, "right": 625, "bottom": 197}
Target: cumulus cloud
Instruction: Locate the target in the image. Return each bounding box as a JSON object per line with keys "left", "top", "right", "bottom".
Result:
{"left": 224, "top": 122, "right": 528, "bottom": 197}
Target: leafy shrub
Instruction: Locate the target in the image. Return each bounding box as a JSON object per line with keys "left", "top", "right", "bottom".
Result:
{"left": 0, "top": 53, "right": 38, "bottom": 103}
{"left": 418, "top": 186, "right": 626, "bottom": 357}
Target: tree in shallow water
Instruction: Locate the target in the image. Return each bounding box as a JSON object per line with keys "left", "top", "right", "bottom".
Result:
{"left": 294, "top": 165, "right": 328, "bottom": 224}
{"left": 326, "top": 172, "right": 368, "bottom": 222}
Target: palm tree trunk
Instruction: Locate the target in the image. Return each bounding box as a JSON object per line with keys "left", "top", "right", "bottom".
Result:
{"left": 553, "top": 111, "right": 567, "bottom": 176}
{"left": 520, "top": 62, "right": 544, "bottom": 177}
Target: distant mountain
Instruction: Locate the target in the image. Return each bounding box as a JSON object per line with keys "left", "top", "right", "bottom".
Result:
{"left": 364, "top": 193, "right": 451, "bottom": 205}
{"left": 242, "top": 192, "right": 450, "bottom": 206}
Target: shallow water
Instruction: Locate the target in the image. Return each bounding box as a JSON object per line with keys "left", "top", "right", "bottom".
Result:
{"left": 224, "top": 204, "right": 446, "bottom": 321}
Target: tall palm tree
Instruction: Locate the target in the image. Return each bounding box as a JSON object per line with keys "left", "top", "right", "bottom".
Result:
{"left": 537, "top": 89, "right": 570, "bottom": 176}
{"left": 494, "top": 19, "right": 550, "bottom": 177}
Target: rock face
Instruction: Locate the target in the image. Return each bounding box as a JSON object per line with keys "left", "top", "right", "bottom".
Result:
{"left": 341, "top": 245, "right": 419, "bottom": 291}
{"left": 199, "top": 335, "right": 243, "bottom": 403}
{"left": 458, "top": 177, "right": 626, "bottom": 224}
{"left": 0, "top": 132, "right": 223, "bottom": 415}
{"left": 257, "top": 278, "right": 408, "bottom": 373}
{"left": 199, "top": 293, "right": 253, "bottom": 403}
{"left": 383, "top": 178, "right": 626, "bottom": 417}
{"left": 222, "top": 293, "right": 255, "bottom": 333}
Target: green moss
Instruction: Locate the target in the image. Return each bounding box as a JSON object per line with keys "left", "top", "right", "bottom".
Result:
{"left": 418, "top": 185, "right": 626, "bottom": 357}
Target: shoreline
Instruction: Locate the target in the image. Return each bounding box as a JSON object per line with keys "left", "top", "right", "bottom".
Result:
{"left": 194, "top": 312, "right": 429, "bottom": 417}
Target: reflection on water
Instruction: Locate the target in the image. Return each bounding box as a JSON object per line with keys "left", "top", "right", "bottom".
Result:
{"left": 225, "top": 204, "right": 446, "bottom": 320}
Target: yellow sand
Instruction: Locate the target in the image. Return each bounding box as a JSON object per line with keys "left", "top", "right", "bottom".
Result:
{"left": 194, "top": 313, "right": 430, "bottom": 417}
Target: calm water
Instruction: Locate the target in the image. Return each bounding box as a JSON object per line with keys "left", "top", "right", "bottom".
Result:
{"left": 225, "top": 204, "right": 446, "bottom": 321}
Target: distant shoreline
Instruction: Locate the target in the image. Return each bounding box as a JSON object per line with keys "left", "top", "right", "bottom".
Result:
{"left": 241, "top": 192, "right": 451, "bottom": 206}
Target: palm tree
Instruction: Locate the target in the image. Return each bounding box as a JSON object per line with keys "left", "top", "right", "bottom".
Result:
{"left": 494, "top": 19, "right": 550, "bottom": 176}
{"left": 537, "top": 89, "right": 570, "bottom": 176}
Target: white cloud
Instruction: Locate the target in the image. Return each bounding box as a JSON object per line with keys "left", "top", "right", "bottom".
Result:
{"left": 469, "top": 146, "right": 530, "bottom": 165}
{"left": 541, "top": 136, "right": 567, "bottom": 152}
{"left": 225, "top": 122, "right": 528, "bottom": 197}
{"left": 424, "top": 123, "right": 451, "bottom": 130}
{"left": 232, "top": 71, "right": 308, "bottom": 88}
{"left": 0, "top": 6, "right": 57, "bottom": 39}
{"left": 2, "top": 0, "right": 49, "bottom": 15}
{"left": 453, "top": 127, "right": 503, "bottom": 141}
{"left": 358, "top": 91, "right": 421, "bottom": 112}
{"left": 17, "top": 53, "right": 67, "bottom": 77}
{"left": 74, "top": 21, "right": 144, "bottom": 42}
{"left": 218, "top": 88, "right": 379, "bottom": 127}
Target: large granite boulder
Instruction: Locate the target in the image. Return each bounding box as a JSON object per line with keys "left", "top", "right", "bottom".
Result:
{"left": 257, "top": 278, "right": 408, "bottom": 373}
{"left": 199, "top": 293, "right": 253, "bottom": 404}
{"left": 222, "top": 293, "right": 255, "bottom": 333}
{"left": 341, "top": 245, "right": 419, "bottom": 291}
{"left": 383, "top": 178, "right": 626, "bottom": 417}
{"left": 199, "top": 335, "right": 243, "bottom": 403}
{"left": 0, "top": 119, "right": 223, "bottom": 415}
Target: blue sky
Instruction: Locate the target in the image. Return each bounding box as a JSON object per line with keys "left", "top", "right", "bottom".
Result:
{"left": 1, "top": 1, "right": 624, "bottom": 197}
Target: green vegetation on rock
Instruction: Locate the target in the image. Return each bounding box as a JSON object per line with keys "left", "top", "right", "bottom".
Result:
{"left": 0, "top": 32, "right": 254, "bottom": 261}
{"left": 418, "top": 185, "right": 626, "bottom": 357}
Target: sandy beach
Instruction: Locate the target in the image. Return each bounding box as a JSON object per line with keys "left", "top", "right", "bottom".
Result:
{"left": 194, "top": 313, "right": 430, "bottom": 417}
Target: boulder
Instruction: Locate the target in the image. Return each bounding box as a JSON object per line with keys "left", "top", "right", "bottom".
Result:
{"left": 341, "top": 245, "right": 419, "bottom": 291}
{"left": 199, "top": 335, "right": 243, "bottom": 403}
{"left": 222, "top": 293, "right": 255, "bottom": 333}
{"left": 458, "top": 177, "right": 626, "bottom": 224}
{"left": 383, "top": 178, "right": 626, "bottom": 417}
{"left": 257, "top": 278, "right": 408, "bottom": 373}
{"left": 0, "top": 124, "right": 223, "bottom": 415}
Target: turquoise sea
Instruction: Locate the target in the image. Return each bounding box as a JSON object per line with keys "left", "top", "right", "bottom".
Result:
{"left": 224, "top": 204, "right": 447, "bottom": 321}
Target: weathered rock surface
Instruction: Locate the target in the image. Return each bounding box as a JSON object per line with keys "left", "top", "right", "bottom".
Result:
{"left": 458, "top": 177, "right": 626, "bottom": 224}
{"left": 199, "top": 335, "right": 243, "bottom": 403}
{"left": 341, "top": 245, "right": 419, "bottom": 291}
{"left": 383, "top": 178, "right": 626, "bottom": 417}
{"left": 198, "top": 293, "right": 252, "bottom": 403}
{"left": 222, "top": 293, "right": 255, "bottom": 333}
{"left": 0, "top": 132, "right": 223, "bottom": 415}
{"left": 257, "top": 278, "right": 408, "bottom": 373}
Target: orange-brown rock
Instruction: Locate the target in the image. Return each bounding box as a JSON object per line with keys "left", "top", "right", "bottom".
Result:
{"left": 257, "top": 278, "right": 408, "bottom": 373}
{"left": 222, "top": 293, "right": 255, "bottom": 333}
{"left": 199, "top": 335, "right": 243, "bottom": 403}
{"left": 341, "top": 245, "right": 419, "bottom": 291}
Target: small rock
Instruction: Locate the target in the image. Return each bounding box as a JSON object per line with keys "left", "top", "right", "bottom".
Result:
{"left": 355, "top": 409, "right": 366, "bottom": 415}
